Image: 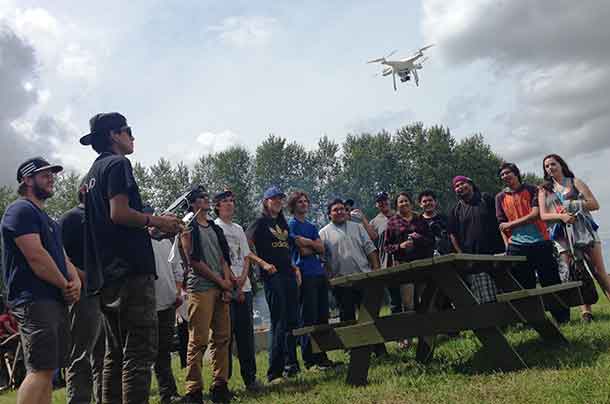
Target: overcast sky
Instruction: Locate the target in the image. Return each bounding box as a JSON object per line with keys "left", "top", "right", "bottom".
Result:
{"left": 1, "top": 0, "right": 609, "bottom": 237}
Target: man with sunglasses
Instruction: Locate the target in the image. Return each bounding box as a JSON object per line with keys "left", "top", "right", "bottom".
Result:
{"left": 80, "top": 112, "right": 182, "bottom": 403}
{"left": 1, "top": 157, "right": 81, "bottom": 404}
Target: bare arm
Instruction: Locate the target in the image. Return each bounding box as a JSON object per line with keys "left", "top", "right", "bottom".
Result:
{"left": 367, "top": 250, "right": 381, "bottom": 271}
{"left": 110, "top": 194, "right": 181, "bottom": 233}
{"left": 574, "top": 178, "right": 600, "bottom": 211}
{"left": 538, "top": 190, "right": 575, "bottom": 223}
{"left": 449, "top": 234, "right": 462, "bottom": 253}
{"left": 500, "top": 207, "right": 540, "bottom": 233}
{"left": 15, "top": 234, "right": 69, "bottom": 290}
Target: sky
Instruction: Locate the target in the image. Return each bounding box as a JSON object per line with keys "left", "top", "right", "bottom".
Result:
{"left": 1, "top": 0, "right": 609, "bottom": 240}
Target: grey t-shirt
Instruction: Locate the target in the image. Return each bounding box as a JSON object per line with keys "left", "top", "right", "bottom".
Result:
{"left": 319, "top": 221, "right": 377, "bottom": 278}
{"left": 187, "top": 223, "right": 224, "bottom": 293}
{"left": 369, "top": 212, "right": 390, "bottom": 269}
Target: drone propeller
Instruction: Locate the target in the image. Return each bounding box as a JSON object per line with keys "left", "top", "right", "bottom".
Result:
{"left": 419, "top": 44, "right": 434, "bottom": 53}
{"left": 367, "top": 49, "right": 398, "bottom": 64}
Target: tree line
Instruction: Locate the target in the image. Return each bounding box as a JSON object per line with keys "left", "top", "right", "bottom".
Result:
{"left": 0, "top": 123, "right": 540, "bottom": 228}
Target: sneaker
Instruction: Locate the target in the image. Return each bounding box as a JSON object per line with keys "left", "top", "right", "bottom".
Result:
{"left": 180, "top": 390, "right": 203, "bottom": 404}
{"left": 283, "top": 367, "right": 300, "bottom": 378}
{"left": 210, "top": 382, "right": 233, "bottom": 403}
{"left": 161, "top": 395, "right": 182, "bottom": 404}
{"left": 268, "top": 375, "right": 285, "bottom": 385}
{"left": 318, "top": 358, "right": 341, "bottom": 369}
{"left": 245, "top": 379, "right": 263, "bottom": 393}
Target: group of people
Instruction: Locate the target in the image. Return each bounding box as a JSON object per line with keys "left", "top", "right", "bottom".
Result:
{"left": 1, "top": 111, "right": 607, "bottom": 404}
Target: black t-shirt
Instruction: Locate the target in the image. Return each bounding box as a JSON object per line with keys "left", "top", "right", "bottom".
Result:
{"left": 246, "top": 215, "right": 293, "bottom": 278}
{"left": 421, "top": 213, "right": 452, "bottom": 254}
{"left": 82, "top": 152, "right": 155, "bottom": 292}
{"left": 448, "top": 192, "right": 504, "bottom": 254}
{"left": 59, "top": 205, "right": 85, "bottom": 270}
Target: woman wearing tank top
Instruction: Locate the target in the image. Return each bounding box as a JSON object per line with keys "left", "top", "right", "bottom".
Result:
{"left": 538, "top": 154, "right": 610, "bottom": 322}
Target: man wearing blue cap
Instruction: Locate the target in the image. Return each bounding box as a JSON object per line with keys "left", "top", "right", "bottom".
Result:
{"left": 1, "top": 157, "right": 81, "bottom": 404}
{"left": 246, "top": 186, "right": 301, "bottom": 383}
{"left": 80, "top": 112, "right": 182, "bottom": 403}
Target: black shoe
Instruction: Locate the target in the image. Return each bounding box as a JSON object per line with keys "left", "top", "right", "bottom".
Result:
{"left": 181, "top": 390, "right": 203, "bottom": 404}
{"left": 582, "top": 312, "right": 594, "bottom": 323}
{"left": 210, "top": 382, "right": 232, "bottom": 403}
{"left": 245, "top": 379, "right": 263, "bottom": 393}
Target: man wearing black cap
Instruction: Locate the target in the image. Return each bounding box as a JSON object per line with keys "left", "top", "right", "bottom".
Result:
{"left": 1, "top": 157, "right": 81, "bottom": 404}
{"left": 80, "top": 112, "right": 182, "bottom": 403}
{"left": 180, "top": 186, "right": 234, "bottom": 403}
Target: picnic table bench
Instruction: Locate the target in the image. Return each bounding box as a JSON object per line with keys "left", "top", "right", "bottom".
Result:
{"left": 293, "top": 253, "right": 584, "bottom": 385}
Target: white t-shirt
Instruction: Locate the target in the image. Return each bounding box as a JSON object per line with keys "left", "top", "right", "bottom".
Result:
{"left": 214, "top": 218, "right": 252, "bottom": 292}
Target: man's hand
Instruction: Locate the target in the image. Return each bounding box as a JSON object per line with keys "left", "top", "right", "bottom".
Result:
{"left": 499, "top": 222, "right": 513, "bottom": 233}
{"left": 294, "top": 236, "right": 311, "bottom": 248}
{"left": 219, "top": 278, "right": 233, "bottom": 291}
{"left": 63, "top": 279, "right": 81, "bottom": 304}
{"left": 294, "top": 267, "right": 302, "bottom": 287}
{"left": 221, "top": 290, "right": 232, "bottom": 303}
{"left": 151, "top": 214, "right": 183, "bottom": 234}
{"left": 237, "top": 290, "right": 246, "bottom": 304}
{"left": 560, "top": 213, "right": 576, "bottom": 224}
{"left": 174, "top": 290, "right": 183, "bottom": 307}
{"left": 262, "top": 262, "right": 277, "bottom": 275}
{"left": 400, "top": 239, "right": 414, "bottom": 250}
{"left": 237, "top": 274, "right": 248, "bottom": 289}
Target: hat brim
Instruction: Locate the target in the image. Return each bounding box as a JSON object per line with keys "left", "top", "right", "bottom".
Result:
{"left": 79, "top": 133, "right": 93, "bottom": 146}
{"left": 32, "top": 164, "right": 63, "bottom": 175}
{"left": 264, "top": 192, "right": 286, "bottom": 200}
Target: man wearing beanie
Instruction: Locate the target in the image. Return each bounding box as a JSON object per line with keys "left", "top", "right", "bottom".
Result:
{"left": 448, "top": 176, "right": 504, "bottom": 303}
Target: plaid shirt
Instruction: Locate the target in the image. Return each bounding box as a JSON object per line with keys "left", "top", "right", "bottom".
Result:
{"left": 384, "top": 213, "right": 433, "bottom": 264}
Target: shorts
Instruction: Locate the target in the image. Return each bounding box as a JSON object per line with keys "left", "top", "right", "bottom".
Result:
{"left": 12, "top": 299, "right": 70, "bottom": 372}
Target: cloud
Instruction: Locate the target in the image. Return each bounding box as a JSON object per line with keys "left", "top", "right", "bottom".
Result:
{"left": 443, "top": 93, "right": 490, "bottom": 130}
{"left": 423, "top": 0, "right": 610, "bottom": 159}
{"left": 346, "top": 109, "right": 414, "bottom": 134}
{"left": 209, "top": 16, "right": 277, "bottom": 47}
{"left": 167, "top": 130, "right": 240, "bottom": 163}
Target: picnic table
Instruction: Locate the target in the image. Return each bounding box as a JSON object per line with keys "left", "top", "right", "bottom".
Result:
{"left": 293, "top": 253, "right": 584, "bottom": 386}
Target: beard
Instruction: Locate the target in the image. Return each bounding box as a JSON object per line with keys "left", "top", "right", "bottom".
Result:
{"left": 32, "top": 182, "right": 53, "bottom": 200}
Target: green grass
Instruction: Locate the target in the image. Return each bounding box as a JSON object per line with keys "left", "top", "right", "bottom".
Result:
{"left": 4, "top": 301, "right": 610, "bottom": 404}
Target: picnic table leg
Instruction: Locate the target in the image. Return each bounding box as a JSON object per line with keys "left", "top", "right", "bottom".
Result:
{"left": 433, "top": 269, "right": 527, "bottom": 371}
{"left": 346, "top": 285, "right": 385, "bottom": 386}
{"left": 415, "top": 283, "right": 439, "bottom": 364}
{"left": 494, "top": 268, "right": 569, "bottom": 345}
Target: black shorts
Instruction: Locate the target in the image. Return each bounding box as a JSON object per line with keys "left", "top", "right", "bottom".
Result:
{"left": 12, "top": 299, "right": 70, "bottom": 372}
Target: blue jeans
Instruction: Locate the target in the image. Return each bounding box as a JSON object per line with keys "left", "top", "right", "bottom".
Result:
{"left": 299, "top": 275, "right": 330, "bottom": 367}
{"left": 264, "top": 273, "right": 299, "bottom": 380}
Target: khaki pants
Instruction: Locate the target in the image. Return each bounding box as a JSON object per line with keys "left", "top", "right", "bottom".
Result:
{"left": 185, "top": 289, "right": 231, "bottom": 394}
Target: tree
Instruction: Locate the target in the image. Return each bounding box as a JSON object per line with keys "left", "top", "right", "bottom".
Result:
{"left": 148, "top": 158, "right": 191, "bottom": 212}
{"left": 0, "top": 186, "right": 16, "bottom": 220}
{"left": 254, "top": 135, "right": 309, "bottom": 198}
{"left": 133, "top": 162, "right": 153, "bottom": 206}
{"left": 306, "top": 136, "right": 343, "bottom": 225}
{"left": 453, "top": 134, "right": 503, "bottom": 197}
{"left": 341, "top": 131, "right": 399, "bottom": 218}
{"left": 46, "top": 172, "right": 82, "bottom": 219}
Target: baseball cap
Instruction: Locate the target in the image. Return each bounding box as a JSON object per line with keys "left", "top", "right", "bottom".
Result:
{"left": 263, "top": 186, "right": 285, "bottom": 200}
{"left": 375, "top": 191, "right": 389, "bottom": 202}
{"left": 213, "top": 189, "right": 234, "bottom": 204}
{"left": 17, "top": 157, "right": 63, "bottom": 183}
{"left": 186, "top": 185, "right": 209, "bottom": 203}
{"left": 80, "top": 112, "right": 128, "bottom": 146}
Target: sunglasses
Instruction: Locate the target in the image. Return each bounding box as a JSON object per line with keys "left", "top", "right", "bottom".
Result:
{"left": 114, "top": 126, "right": 133, "bottom": 138}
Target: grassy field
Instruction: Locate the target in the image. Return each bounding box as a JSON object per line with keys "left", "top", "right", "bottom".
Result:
{"left": 3, "top": 301, "right": 610, "bottom": 404}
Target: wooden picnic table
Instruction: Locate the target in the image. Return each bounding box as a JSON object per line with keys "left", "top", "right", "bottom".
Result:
{"left": 293, "top": 253, "right": 584, "bottom": 386}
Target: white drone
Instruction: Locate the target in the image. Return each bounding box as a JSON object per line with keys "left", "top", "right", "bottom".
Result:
{"left": 368, "top": 44, "right": 434, "bottom": 91}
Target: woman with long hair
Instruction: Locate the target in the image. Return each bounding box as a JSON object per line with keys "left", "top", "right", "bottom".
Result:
{"left": 538, "top": 154, "right": 610, "bottom": 322}
{"left": 246, "top": 186, "right": 301, "bottom": 382}
{"left": 384, "top": 192, "right": 433, "bottom": 348}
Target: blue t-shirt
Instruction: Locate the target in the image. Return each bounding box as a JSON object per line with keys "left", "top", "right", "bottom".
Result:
{"left": 288, "top": 217, "right": 325, "bottom": 277}
{"left": 1, "top": 199, "right": 69, "bottom": 307}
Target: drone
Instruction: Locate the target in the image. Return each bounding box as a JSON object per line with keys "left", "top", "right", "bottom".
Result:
{"left": 367, "top": 44, "right": 434, "bottom": 91}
